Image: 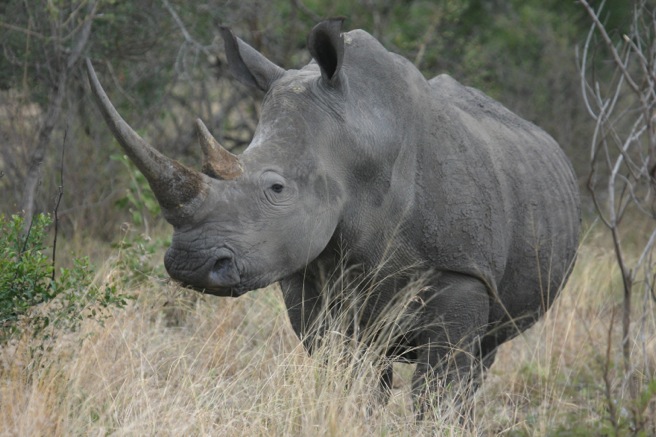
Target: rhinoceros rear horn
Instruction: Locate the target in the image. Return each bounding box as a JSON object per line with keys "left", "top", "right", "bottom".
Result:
{"left": 85, "top": 59, "right": 208, "bottom": 225}
{"left": 307, "top": 18, "right": 345, "bottom": 84}
{"left": 195, "top": 119, "right": 242, "bottom": 180}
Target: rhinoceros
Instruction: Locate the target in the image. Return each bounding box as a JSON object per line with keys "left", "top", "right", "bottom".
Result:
{"left": 86, "top": 19, "right": 580, "bottom": 412}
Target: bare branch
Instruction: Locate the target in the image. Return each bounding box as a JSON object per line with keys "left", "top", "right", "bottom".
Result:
{"left": 580, "top": 1, "right": 656, "bottom": 422}
{"left": 579, "top": 22, "right": 601, "bottom": 120}
{"left": 50, "top": 128, "right": 66, "bottom": 286}
{"left": 20, "top": 0, "right": 96, "bottom": 230}
{"left": 66, "top": 0, "right": 97, "bottom": 69}
{"left": 636, "top": 228, "right": 656, "bottom": 272}
{"left": 162, "top": 0, "right": 214, "bottom": 78}
{"left": 0, "top": 21, "right": 47, "bottom": 40}
{"left": 580, "top": 0, "right": 642, "bottom": 94}
{"left": 291, "top": 0, "right": 321, "bottom": 22}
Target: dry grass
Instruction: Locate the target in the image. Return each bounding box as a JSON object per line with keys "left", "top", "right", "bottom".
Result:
{"left": 1, "top": 227, "right": 655, "bottom": 436}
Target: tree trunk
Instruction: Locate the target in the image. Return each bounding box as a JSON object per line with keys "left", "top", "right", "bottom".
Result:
{"left": 19, "top": 3, "right": 95, "bottom": 231}
{"left": 20, "top": 71, "right": 68, "bottom": 230}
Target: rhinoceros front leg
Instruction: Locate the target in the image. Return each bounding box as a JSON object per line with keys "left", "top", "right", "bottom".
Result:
{"left": 280, "top": 271, "right": 396, "bottom": 406}
{"left": 280, "top": 273, "right": 323, "bottom": 353}
{"left": 410, "top": 271, "right": 490, "bottom": 419}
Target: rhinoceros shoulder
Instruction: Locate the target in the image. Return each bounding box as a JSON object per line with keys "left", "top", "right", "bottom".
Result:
{"left": 428, "top": 74, "right": 527, "bottom": 127}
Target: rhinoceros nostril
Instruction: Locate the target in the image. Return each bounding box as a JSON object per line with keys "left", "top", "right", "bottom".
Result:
{"left": 208, "top": 255, "right": 240, "bottom": 287}
{"left": 213, "top": 256, "right": 231, "bottom": 272}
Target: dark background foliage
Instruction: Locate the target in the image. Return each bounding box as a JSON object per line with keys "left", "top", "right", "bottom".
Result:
{"left": 0, "top": 0, "right": 631, "bottom": 240}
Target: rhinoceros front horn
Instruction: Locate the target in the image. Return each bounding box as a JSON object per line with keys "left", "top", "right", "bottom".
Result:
{"left": 85, "top": 59, "right": 208, "bottom": 225}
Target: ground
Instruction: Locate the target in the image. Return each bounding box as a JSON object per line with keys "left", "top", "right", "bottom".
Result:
{"left": 1, "top": 224, "right": 655, "bottom": 436}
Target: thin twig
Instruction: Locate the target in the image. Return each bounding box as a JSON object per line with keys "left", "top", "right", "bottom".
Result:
{"left": 50, "top": 128, "right": 66, "bottom": 286}
{"left": 0, "top": 21, "right": 47, "bottom": 40}
{"left": 13, "top": 213, "right": 36, "bottom": 288}
{"left": 580, "top": 0, "right": 642, "bottom": 94}
{"left": 162, "top": 0, "right": 203, "bottom": 52}
{"left": 603, "top": 308, "right": 619, "bottom": 432}
{"left": 580, "top": 1, "right": 656, "bottom": 430}
{"left": 291, "top": 0, "right": 321, "bottom": 22}
{"left": 161, "top": 0, "right": 218, "bottom": 80}
{"left": 636, "top": 229, "right": 656, "bottom": 271}
{"left": 578, "top": 21, "right": 600, "bottom": 120}
{"left": 66, "top": 0, "right": 97, "bottom": 69}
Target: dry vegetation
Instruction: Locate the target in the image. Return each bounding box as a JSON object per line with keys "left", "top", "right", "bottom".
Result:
{"left": 1, "top": 222, "right": 654, "bottom": 437}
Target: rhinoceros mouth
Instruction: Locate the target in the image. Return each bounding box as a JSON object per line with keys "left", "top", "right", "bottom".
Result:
{"left": 165, "top": 245, "right": 246, "bottom": 295}
{"left": 179, "top": 271, "right": 279, "bottom": 298}
{"left": 183, "top": 283, "right": 245, "bottom": 298}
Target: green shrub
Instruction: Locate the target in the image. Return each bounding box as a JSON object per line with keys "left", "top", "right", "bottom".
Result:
{"left": 110, "top": 227, "right": 169, "bottom": 286}
{"left": 0, "top": 213, "right": 131, "bottom": 342}
{"left": 112, "top": 153, "right": 161, "bottom": 229}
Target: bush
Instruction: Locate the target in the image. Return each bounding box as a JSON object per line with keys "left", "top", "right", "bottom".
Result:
{"left": 0, "top": 213, "right": 131, "bottom": 342}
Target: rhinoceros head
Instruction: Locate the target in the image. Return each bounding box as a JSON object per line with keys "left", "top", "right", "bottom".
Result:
{"left": 87, "top": 19, "right": 376, "bottom": 296}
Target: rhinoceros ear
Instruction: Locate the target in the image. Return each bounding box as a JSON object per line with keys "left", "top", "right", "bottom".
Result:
{"left": 219, "top": 26, "right": 284, "bottom": 92}
{"left": 307, "top": 18, "right": 345, "bottom": 85}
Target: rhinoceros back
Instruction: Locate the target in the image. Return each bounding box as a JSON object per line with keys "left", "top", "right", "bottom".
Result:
{"left": 421, "top": 74, "right": 580, "bottom": 333}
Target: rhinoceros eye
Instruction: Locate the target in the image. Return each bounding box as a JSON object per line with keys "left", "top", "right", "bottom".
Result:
{"left": 260, "top": 171, "right": 293, "bottom": 205}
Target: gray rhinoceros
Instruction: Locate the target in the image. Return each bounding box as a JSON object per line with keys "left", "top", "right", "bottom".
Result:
{"left": 86, "top": 19, "right": 580, "bottom": 412}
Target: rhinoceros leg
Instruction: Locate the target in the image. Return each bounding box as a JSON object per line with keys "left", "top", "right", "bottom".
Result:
{"left": 410, "top": 272, "right": 490, "bottom": 419}
{"left": 281, "top": 269, "right": 398, "bottom": 407}
{"left": 280, "top": 273, "right": 323, "bottom": 353}
{"left": 376, "top": 362, "right": 394, "bottom": 405}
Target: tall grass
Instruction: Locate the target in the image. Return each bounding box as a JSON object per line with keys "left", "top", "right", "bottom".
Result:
{"left": 1, "top": 227, "right": 654, "bottom": 436}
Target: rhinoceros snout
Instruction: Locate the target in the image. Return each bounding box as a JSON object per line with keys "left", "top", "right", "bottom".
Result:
{"left": 164, "top": 246, "right": 241, "bottom": 296}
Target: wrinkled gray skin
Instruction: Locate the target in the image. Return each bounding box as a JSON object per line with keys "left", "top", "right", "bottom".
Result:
{"left": 87, "top": 19, "right": 580, "bottom": 413}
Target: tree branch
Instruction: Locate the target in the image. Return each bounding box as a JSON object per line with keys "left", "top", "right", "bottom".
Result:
{"left": 579, "top": 0, "right": 642, "bottom": 94}
{"left": 20, "top": 0, "right": 96, "bottom": 231}
{"left": 162, "top": 0, "right": 213, "bottom": 56}
{"left": 290, "top": 0, "right": 321, "bottom": 22}
{"left": 50, "top": 128, "right": 66, "bottom": 286}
